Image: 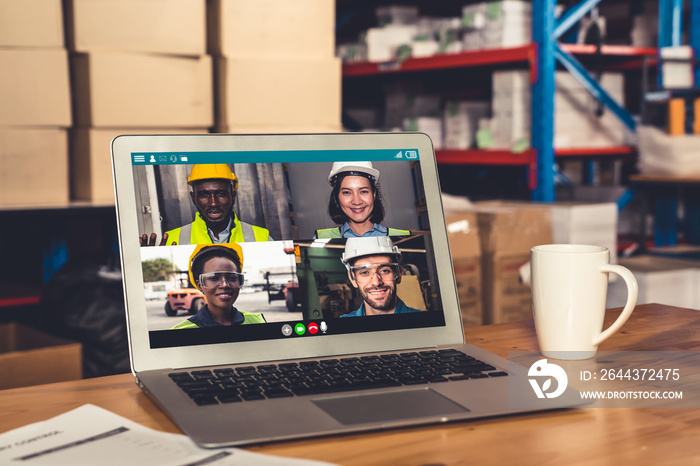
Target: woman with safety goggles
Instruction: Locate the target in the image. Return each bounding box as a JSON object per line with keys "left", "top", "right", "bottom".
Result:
{"left": 171, "top": 244, "right": 266, "bottom": 329}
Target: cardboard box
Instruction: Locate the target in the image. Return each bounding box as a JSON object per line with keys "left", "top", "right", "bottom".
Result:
{"left": 0, "top": 0, "right": 64, "bottom": 48}
{"left": 453, "top": 256, "right": 482, "bottom": 327}
{"left": 71, "top": 128, "right": 208, "bottom": 201}
{"left": 213, "top": 124, "right": 342, "bottom": 134}
{"left": 209, "top": 0, "right": 335, "bottom": 59}
{"left": 443, "top": 101, "right": 490, "bottom": 149}
{"left": 403, "top": 117, "right": 443, "bottom": 149}
{"left": 471, "top": 203, "right": 553, "bottom": 323}
{"left": 71, "top": 52, "right": 213, "bottom": 128}
{"left": 477, "top": 200, "right": 618, "bottom": 263}
{"left": 65, "top": 0, "right": 206, "bottom": 55}
{"left": 446, "top": 213, "right": 482, "bottom": 326}
{"left": 0, "top": 128, "right": 69, "bottom": 205}
{"left": 397, "top": 274, "right": 427, "bottom": 312}
{"left": 0, "top": 323, "right": 82, "bottom": 389}
{"left": 607, "top": 255, "right": 700, "bottom": 310}
{"left": 0, "top": 49, "right": 71, "bottom": 127}
{"left": 482, "top": 252, "right": 534, "bottom": 324}
{"left": 472, "top": 202, "right": 553, "bottom": 255}
{"left": 366, "top": 25, "right": 417, "bottom": 62}
{"left": 215, "top": 56, "right": 341, "bottom": 129}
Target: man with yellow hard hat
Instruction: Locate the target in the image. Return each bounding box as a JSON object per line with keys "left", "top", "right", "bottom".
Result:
{"left": 141, "top": 164, "right": 271, "bottom": 246}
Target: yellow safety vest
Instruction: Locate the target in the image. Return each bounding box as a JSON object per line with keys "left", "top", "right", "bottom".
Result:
{"left": 165, "top": 212, "right": 270, "bottom": 245}
{"left": 170, "top": 311, "right": 266, "bottom": 329}
{"left": 314, "top": 227, "right": 411, "bottom": 239}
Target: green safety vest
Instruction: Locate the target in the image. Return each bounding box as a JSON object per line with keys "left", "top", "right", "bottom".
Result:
{"left": 165, "top": 212, "right": 270, "bottom": 245}
{"left": 314, "top": 227, "right": 411, "bottom": 239}
{"left": 170, "top": 311, "right": 266, "bottom": 329}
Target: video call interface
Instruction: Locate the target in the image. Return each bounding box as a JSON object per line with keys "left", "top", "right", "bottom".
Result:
{"left": 131, "top": 148, "right": 446, "bottom": 349}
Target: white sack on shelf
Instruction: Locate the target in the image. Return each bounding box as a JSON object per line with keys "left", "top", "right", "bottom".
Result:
{"left": 638, "top": 125, "right": 700, "bottom": 176}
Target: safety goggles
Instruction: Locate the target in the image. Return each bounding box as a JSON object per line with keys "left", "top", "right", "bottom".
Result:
{"left": 199, "top": 271, "right": 244, "bottom": 288}
{"left": 350, "top": 263, "right": 400, "bottom": 283}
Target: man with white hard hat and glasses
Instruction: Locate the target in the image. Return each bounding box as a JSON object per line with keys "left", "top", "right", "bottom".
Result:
{"left": 340, "top": 236, "right": 421, "bottom": 317}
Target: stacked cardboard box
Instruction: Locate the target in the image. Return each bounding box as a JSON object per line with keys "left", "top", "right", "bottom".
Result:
{"left": 0, "top": 322, "right": 82, "bottom": 390}
{"left": 491, "top": 70, "right": 630, "bottom": 150}
{"left": 365, "top": 24, "right": 418, "bottom": 62}
{"left": 384, "top": 90, "right": 441, "bottom": 130}
{"left": 482, "top": 1, "right": 532, "bottom": 49}
{"left": 64, "top": 0, "right": 212, "bottom": 201}
{"left": 210, "top": 0, "right": 341, "bottom": 134}
{"left": 478, "top": 200, "right": 619, "bottom": 264}
{"left": 607, "top": 255, "right": 700, "bottom": 310}
{"left": 547, "top": 202, "right": 618, "bottom": 263}
{"left": 446, "top": 213, "right": 482, "bottom": 327}
{"left": 555, "top": 72, "right": 630, "bottom": 148}
{"left": 491, "top": 70, "right": 530, "bottom": 148}
{"left": 443, "top": 101, "right": 490, "bottom": 149}
{"left": 403, "top": 117, "right": 443, "bottom": 149}
{"left": 0, "top": 0, "right": 71, "bottom": 205}
{"left": 462, "top": 1, "right": 531, "bottom": 51}
{"left": 471, "top": 202, "right": 553, "bottom": 324}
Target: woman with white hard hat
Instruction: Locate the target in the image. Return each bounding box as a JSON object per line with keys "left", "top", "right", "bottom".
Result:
{"left": 314, "top": 162, "right": 411, "bottom": 238}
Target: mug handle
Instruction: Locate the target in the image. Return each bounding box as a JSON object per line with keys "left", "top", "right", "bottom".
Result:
{"left": 593, "top": 264, "right": 639, "bottom": 346}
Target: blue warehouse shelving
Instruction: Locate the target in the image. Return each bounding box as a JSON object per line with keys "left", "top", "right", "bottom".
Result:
{"left": 340, "top": 1, "right": 660, "bottom": 202}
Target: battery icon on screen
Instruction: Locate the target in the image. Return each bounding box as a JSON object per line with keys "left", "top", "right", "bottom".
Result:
{"left": 181, "top": 156, "right": 188, "bottom": 162}
{"left": 405, "top": 151, "right": 417, "bottom": 159}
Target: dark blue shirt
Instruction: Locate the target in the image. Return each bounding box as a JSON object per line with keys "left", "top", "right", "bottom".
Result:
{"left": 187, "top": 304, "right": 245, "bottom": 327}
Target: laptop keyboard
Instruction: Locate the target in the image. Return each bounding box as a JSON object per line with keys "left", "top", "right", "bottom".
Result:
{"left": 169, "top": 349, "right": 508, "bottom": 406}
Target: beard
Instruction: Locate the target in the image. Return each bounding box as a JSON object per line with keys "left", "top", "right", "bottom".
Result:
{"left": 198, "top": 207, "right": 232, "bottom": 232}
{"left": 360, "top": 284, "right": 397, "bottom": 312}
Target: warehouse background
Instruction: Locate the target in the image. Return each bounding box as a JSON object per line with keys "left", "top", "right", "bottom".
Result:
{"left": 1, "top": 0, "right": 699, "bottom": 387}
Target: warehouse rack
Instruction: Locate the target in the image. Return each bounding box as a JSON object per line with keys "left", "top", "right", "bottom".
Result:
{"left": 339, "top": 0, "right": 678, "bottom": 202}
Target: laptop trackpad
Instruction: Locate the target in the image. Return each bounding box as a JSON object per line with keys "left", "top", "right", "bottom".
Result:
{"left": 312, "top": 388, "right": 469, "bottom": 426}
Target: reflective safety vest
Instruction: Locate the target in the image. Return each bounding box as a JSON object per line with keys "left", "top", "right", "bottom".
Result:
{"left": 165, "top": 212, "right": 270, "bottom": 245}
{"left": 170, "top": 311, "right": 266, "bottom": 329}
{"left": 314, "top": 226, "right": 410, "bottom": 239}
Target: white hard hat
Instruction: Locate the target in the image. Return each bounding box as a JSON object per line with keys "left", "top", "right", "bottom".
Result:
{"left": 328, "top": 161, "right": 380, "bottom": 186}
{"left": 341, "top": 236, "right": 400, "bottom": 270}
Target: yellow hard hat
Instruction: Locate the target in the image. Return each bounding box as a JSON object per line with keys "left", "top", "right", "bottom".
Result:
{"left": 188, "top": 243, "right": 244, "bottom": 286}
{"left": 187, "top": 164, "right": 238, "bottom": 191}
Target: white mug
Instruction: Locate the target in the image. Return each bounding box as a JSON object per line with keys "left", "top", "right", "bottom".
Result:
{"left": 530, "top": 244, "right": 638, "bottom": 360}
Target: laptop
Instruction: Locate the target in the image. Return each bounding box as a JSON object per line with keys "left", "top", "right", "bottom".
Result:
{"left": 111, "top": 132, "right": 585, "bottom": 448}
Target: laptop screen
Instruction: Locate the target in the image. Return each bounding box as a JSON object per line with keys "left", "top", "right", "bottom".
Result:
{"left": 113, "top": 133, "right": 464, "bottom": 371}
{"left": 131, "top": 148, "right": 445, "bottom": 349}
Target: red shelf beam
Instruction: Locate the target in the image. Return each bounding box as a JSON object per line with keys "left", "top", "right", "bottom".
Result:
{"left": 343, "top": 44, "right": 537, "bottom": 77}
{"left": 560, "top": 44, "right": 657, "bottom": 57}
{"left": 555, "top": 146, "right": 636, "bottom": 157}
{"left": 559, "top": 44, "right": 658, "bottom": 70}
{"left": 0, "top": 295, "right": 40, "bottom": 308}
{"left": 436, "top": 149, "right": 538, "bottom": 190}
{"left": 342, "top": 44, "right": 657, "bottom": 77}
{"left": 435, "top": 146, "right": 637, "bottom": 191}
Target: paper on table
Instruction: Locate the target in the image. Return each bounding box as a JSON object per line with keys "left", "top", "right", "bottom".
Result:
{"left": 0, "top": 404, "right": 337, "bottom": 466}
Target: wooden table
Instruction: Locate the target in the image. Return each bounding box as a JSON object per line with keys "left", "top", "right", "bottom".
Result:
{"left": 1, "top": 303, "right": 698, "bottom": 465}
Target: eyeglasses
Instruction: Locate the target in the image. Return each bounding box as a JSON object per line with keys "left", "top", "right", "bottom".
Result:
{"left": 199, "top": 271, "right": 244, "bottom": 288}
{"left": 350, "top": 263, "right": 400, "bottom": 283}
